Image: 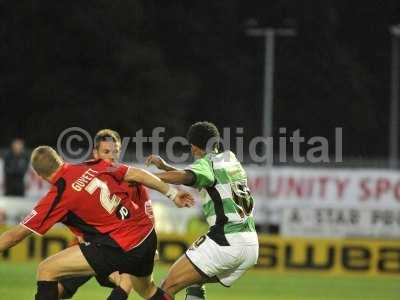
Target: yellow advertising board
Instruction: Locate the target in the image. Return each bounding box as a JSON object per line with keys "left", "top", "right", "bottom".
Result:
{"left": 1, "top": 226, "right": 399, "bottom": 276}
{"left": 256, "top": 235, "right": 400, "bottom": 276}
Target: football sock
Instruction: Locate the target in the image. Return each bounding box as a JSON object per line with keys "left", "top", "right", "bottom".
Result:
{"left": 59, "top": 275, "right": 92, "bottom": 299}
{"left": 35, "top": 281, "right": 58, "bottom": 300}
{"left": 149, "top": 287, "right": 174, "bottom": 300}
{"left": 185, "top": 284, "right": 206, "bottom": 300}
{"left": 107, "top": 286, "right": 128, "bottom": 300}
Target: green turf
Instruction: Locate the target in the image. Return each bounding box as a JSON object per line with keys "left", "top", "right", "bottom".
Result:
{"left": 0, "top": 262, "right": 398, "bottom": 300}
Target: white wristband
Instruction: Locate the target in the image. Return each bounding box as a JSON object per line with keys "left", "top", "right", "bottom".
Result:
{"left": 165, "top": 186, "right": 178, "bottom": 201}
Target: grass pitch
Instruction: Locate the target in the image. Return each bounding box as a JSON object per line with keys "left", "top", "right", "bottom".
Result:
{"left": 0, "top": 262, "right": 398, "bottom": 300}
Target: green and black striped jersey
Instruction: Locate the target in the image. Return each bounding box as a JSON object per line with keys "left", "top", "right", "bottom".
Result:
{"left": 186, "top": 151, "right": 257, "bottom": 243}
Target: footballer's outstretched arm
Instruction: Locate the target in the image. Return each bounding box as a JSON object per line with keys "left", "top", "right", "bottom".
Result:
{"left": 145, "top": 154, "right": 195, "bottom": 185}
{"left": 0, "top": 225, "right": 32, "bottom": 252}
{"left": 124, "top": 166, "right": 171, "bottom": 194}
{"left": 145, "top": 154, "right": 179, "bottom": 172}
{"left": 123, "top": 166, "right": 194, "bottom": 208}
{"left": 154, "top": 170, "right": 195, "bottom": 186}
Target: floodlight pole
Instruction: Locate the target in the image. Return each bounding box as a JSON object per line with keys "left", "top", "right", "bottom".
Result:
{"left": 246, "top": 28, "right": 296, "bottom": 165}
{"left": 389, "top": 25, "right": 400, "bottom": 169}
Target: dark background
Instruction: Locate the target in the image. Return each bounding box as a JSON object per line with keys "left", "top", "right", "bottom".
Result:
{"left": 2, "top": 0, "right": 400, "bottom": 161}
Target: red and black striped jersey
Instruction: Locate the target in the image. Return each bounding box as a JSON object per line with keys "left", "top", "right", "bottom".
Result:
{"left": 21, "top": 159, "right": 154, "bottom": 251}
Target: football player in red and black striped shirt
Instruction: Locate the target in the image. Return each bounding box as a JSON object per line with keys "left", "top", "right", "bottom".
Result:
{"left": 58, "top": 129, "right": 155, "bottom": 299}
{"left": 0, "top": 145, "right": 193, "bottom": 300}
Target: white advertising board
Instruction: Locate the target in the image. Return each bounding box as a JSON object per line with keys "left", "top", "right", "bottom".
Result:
{"left": 0, "top": 159, "right": 398, "bottom": 238}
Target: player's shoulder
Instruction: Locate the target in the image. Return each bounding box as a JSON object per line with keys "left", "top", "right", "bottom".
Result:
{"left": 78, "top": 158, "right": 104, "bottom": 167}
{"left": 211, "top": 150, "right": 241, "bottom": 169}
{"left": 212, "top": 150, "right": 237, "bottom": 160}
{"left": 75, "top": 159, "right": 114, "bottom": 171}
{"left": 205, "top": 150, "right": 237, "bottom": 162}
{"left": 60, "top": 159, "right": 104, "bottom": 181}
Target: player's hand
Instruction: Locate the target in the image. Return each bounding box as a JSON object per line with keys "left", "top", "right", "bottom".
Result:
{"left": 145, "top": 154, "right": 168, "bottom": 170}
{"left": 173, "top": 191, "right": 195, "bottom": 208}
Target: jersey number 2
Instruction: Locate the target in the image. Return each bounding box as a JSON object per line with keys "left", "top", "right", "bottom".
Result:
{"left": 85, "top": 178, "right": 121, "bottom": 214}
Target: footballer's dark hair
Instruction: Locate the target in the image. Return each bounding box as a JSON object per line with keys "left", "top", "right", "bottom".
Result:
{"left": 94, "top": 129, "right": 121, "bottom": 150}
{"left": 187, "top": 121, "right": 220, "bottom": 152}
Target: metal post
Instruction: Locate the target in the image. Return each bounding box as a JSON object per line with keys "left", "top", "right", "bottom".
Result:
{"left": 389, "top": 25, "right": 400, "bottom": 169}
{"left": 246, "top": 27, "right": 296, "bottom": 165}
{"left": 264, "top": 29, "right": 275, "bottom": 146}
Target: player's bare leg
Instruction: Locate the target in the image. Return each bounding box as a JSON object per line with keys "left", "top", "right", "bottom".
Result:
{"left": 36, "top": 245, "right": 95, "bottom": 300}
{"left": 107, "top": 272, "right": 133, "bottom": 300}
{"left": 57, "top": 272, "right": 133, "bottom": 300}
{"left": 57, "top": 282, "right": 65, "bottom": 299}
{"left": 37, "top": 245, "right": 95, "bottom": 280}
{"left": 127, "top": 273, "right": 181, "bottom": 300}
{"left": 109, "top": 272, "right": 134, "bottom": 292}
{"left": 160, "top": 255, "right": 211, "bottom": 296}
{"left": 37, "top": 246, "right": 134, "bottom": 300}
{"left": 129, "top": 274, "right": 160, "bottom": 299}
{"left": 119, "top": 274, "right": 134, "bottom": 295}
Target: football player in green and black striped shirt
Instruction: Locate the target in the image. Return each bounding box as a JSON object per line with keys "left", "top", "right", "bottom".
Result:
{"left": 146, "top": 121, "right": 258, "bottom": 300}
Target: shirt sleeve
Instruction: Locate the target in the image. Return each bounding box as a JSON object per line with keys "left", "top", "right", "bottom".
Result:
{"left": 185, "top": 158, "right": 215, "bottom": 189}
{"left": 20, "top": 185, "right": 69, "bottom": 236}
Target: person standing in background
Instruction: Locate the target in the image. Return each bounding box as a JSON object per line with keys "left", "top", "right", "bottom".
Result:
{"left": 4, "top": 138, "right": 29, "bottom": 196}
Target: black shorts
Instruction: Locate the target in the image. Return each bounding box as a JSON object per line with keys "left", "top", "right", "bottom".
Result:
{"left": 79, "top": 229, "right": 157, "bottom": 278}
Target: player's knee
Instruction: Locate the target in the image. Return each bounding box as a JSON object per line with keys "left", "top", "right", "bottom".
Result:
{"left": 108, "top": 272, "right": 120, "bottom": 285}
{"left": 135, "top": 286, "right": 153, "bottom": 298}
{"left": 119, "top": 276, "right": 133, "bottom": 294}
{"left": 135, "top": 280, "right": 157, "bottom": 299}
{"left": 161, "top": 278, "right": 180, "bottom": 295}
